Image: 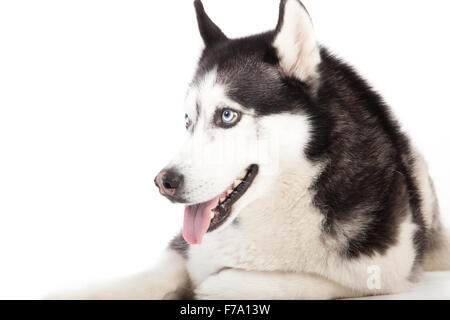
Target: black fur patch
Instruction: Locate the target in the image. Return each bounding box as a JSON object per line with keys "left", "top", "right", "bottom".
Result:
{"left": 194, "top": 0, "right": 228, "bottom": 47}
{"left": 313, "top": 49, "right": 426, "bottom": 260}
{"left": 169, "top": 232, "right": 189, "bottom": 259}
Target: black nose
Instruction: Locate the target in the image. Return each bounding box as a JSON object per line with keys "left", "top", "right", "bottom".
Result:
{"left": 154, "top": 169, "right": 183, "bottom": 196}
{"left": 162, "top": 171, "right": 182, "bottom": 190}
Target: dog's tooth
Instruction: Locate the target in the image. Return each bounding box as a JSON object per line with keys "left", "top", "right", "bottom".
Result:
{"left": 227, "top": 189, "right": 233, "bottom": 196}
{"left": 210, "top": 210, "right": 215, "bottom": 219}
{"left": 220, "top": 197, "right": 225, "bottom": 203}
{"left": 233, "top": 179, "right": 242, "bottom": 188}
{"left": 238, "top": 171, "right": 247, "bottom": 180}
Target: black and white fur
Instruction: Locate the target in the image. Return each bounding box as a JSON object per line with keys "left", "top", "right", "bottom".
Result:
{"left": 59, "top": 0, "right": 450, "bottom": 299}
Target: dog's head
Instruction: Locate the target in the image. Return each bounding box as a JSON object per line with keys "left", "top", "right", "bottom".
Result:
{"left": 155, "top": 0, "right": 322, "bottom": 244}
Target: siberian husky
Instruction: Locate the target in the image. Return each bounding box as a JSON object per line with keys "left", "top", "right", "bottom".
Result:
{"left": 62, "top": 0, "right": 450, "bottom": 299}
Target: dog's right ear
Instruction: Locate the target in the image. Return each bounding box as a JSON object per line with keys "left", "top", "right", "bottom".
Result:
{"left": 273, "top": 0, "right": 321, "bottom": 91}
{"left": 194, "top": 0, "right": 228, "bottom": 47}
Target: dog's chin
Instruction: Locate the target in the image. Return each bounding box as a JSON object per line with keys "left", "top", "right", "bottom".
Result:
{"left": 181, "top": 164, "right": 259, "bottom": 245}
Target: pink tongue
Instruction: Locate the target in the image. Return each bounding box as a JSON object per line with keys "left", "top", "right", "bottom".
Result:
{"left": 183, "top": 195, "right": 220, "bottom": 245}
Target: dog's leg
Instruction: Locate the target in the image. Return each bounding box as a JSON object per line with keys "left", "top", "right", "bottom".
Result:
{"left": 48, "top": 249, "right": 190, "bottom": 300}
{"left": 195, "top": 269, "right": 359, "bottom": 300}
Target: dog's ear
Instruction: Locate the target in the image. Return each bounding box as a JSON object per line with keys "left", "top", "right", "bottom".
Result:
{"left": 273, "top": 0, "right": 321, "bottom": 90}
{"left": 194, "top": 0, "right": 228, "bottom": 47}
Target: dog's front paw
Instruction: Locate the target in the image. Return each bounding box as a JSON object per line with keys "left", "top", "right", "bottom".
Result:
{"left": 195, "top": 274, "right": 227, "bottom": 300}
{"left": 45, "top": 279, "right": 180, "bottom": 300}
{"left": 195, "top": 269, "right": 246, "bottom": 300}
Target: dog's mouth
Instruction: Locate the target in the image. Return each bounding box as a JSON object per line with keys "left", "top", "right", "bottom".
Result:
{"left": 182, "top": 164, "right": 259, "bottom": 245}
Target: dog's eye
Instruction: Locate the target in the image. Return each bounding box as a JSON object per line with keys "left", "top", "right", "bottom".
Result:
{"left": 221, "top": 109, "right": 239, "bottom": 124}
{"left": 185, "top": 114, "right": 190, "bottom": 129}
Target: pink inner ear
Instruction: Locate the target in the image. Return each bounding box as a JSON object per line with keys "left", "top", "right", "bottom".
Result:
{"left": 273, "top": 0, "right": 321, "bottom": 87}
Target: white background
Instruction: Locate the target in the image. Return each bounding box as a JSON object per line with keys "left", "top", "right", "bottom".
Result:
{"left": 0, "top": 0, "right": 449, "bottom": 299}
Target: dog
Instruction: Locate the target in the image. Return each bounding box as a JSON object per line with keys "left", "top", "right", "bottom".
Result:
{"left": 60, "top": 0, "right": 450, "bottom": 299}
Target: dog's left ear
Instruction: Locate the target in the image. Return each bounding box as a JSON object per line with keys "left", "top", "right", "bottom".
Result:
{"left": 273, "top": 0, "right": 321, "bottom": 90}
{"left": 194, "top": 0, "right": 228, "bottom": 47}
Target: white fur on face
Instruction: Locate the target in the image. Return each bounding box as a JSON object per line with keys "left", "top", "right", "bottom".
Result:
{"left": 166, "top": 69, "right": 313, "bottom": 227}
{"left": 273, "top": 0, "right": 321, "bottom": 87}
{"left": 169, "top": 69, "right": 262, "bottom": 205}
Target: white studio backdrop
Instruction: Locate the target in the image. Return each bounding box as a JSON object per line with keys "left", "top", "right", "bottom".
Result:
{"left": 0, "top": 0, "right": 449, "bottom": 299}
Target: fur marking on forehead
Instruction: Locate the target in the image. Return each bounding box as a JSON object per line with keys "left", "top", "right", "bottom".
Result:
{"left": 192, "top": 68, "right": 237, "bottom": 115}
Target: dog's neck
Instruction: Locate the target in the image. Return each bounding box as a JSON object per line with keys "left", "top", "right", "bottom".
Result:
{"left": 242, "top": 158, "right": 324, "bottom": 220}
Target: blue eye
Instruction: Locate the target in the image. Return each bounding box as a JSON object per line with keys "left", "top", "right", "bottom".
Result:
{"left": 221, "top": 109, "right": 238, "bottom": 124}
